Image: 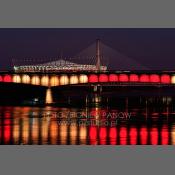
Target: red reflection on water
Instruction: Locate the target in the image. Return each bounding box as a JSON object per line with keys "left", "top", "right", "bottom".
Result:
{"left": 100, "top": 109, "right": 108, "bottom": 119}
{"left": 109, "top": 74, "right": 118, "bottom": 82}
{"left": 119, "top": 127, "right": 127, "bottom": 145}
{"left": 109, "top": 127, "right": 117, "bottom": 145}
{"left": 140, "top": 127, "right": 148, "bottom": 145}
{"left": 88, "top": 74, "right": 98, "bottom": 83}
{"left": 4, "top": 113, "right": 11, "bottom": 125}
{"left": 4, "top": 119, "right": 11, "bottom": 125}
{"left": 161, "top": 125, "right": 169, "bottom": 145}
{"left": 89, "top": 126, "right": 97, "bottom": 145}
{"left": 99, "top": 127, "right": 107, "bottom": 145}
{"left": 90, "top": 109, "right": 100, "bottom": 119}
{"left": 99, "top": 74, "right": 108, "bottom": 83}
{"left": 150, "top": 127, "right": 158, "bottom": 145}
{"left": 4, "top": 119, "right": 11, "bottom": 144}
{"left": 119, "top": 74, "right": 129, "bottom": 82}
{"left": 129, "top": 127, "right": 137, "bottom": 145}
{"left": 5, "top": 112, "right": 10, "bottom": 118}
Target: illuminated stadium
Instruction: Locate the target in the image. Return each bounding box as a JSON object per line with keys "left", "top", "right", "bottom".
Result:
{"left": 12, "top": 39, "right": 150, "bottom": 73}
{"left": 13, "top": 59, "right": 107, "bottom": 73}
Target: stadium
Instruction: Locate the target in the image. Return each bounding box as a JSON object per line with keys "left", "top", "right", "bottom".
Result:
{"left": 13, "top": 59, "right": 107, "bottom": 73}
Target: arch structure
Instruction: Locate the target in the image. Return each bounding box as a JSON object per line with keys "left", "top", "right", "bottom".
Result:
{"left": 0, "top": 72, "right": 175, "bottom": 87}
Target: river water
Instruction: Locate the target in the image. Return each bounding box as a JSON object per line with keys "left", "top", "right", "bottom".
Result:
{"left": 1, "top": 96, "right": 175, "bottom": 145}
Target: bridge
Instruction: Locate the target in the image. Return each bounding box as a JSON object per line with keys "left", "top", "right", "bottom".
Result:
{"left": 0, "top": 71, "right": 175, "bottom": 87}
{"left": 0, "top": 71, "right": 175, "bottom": 104}
{"left": 1, "top": 39, "right": 175, "bottom": 105}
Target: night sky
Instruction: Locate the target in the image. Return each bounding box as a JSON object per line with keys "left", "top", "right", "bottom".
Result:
{"left": 1, "top": 28, "right": 175, "bottom": 70}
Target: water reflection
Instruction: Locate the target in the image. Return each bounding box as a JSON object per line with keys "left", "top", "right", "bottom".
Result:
{"left": 1, "top": 97, "right": 175, "bottom": 145}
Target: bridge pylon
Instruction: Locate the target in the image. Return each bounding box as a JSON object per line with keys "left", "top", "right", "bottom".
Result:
{"left": 96, "top": 38, "right": 101, "bottom": 72}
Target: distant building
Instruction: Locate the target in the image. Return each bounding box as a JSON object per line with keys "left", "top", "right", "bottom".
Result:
{"left": 14, "top": 59, "right": 107, "bottom": 72}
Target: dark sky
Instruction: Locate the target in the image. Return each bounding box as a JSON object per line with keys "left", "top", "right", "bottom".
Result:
{"left": 1, "top": 28, "right": 175, "bottom": 70}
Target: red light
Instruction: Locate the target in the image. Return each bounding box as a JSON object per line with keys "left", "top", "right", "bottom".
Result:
{"left": 140, "top": 127, "right": 148, "bottom": 145}
{"left": 88, "top": 74, "right": 98, "bottom": 83}
{"left": 109, "top": 74, "right": 118, "bottom": 82}
{"left": 129, "top": 74, "right": 139, "bottom": 82}
{"left": 161, "top": 125, "right": 168, "bottom": 145}
{"left": 119, "top": 127, "right": 127, "bottom": 145}
{"left": 161, "top": 74, "right": 171, "bottom": 84}
{"left": 4, "top": 119, "right": 11, "bottom": 125}
{"left": 99, "top": 74, "right": 108, "bottom": 82}
{"left": 4, "top": 119, "right": 11, "bottom": 144}
{"left": 5, "top": 112, "right": 10, "bottom": 118}
{"left": 150, "top": 74, "right": 160, "bottom": 83}
{"left": 140, "top": 74, "right": 149, "bottom": 82}
{"left": 150, "top": 127, "right": 158, "bottom": 145}
{"left": 129, "top": 127, "right": 137, "bottom": 145}
{"left": 89, "top": 126, "right": 97, "bottom": 145}
{"left": 99, "top": 127, "right": 107, "bottom": 145}
{"left": 0, "top": 76, "right": 3, "bottom": 82}
{"left": 119, "top": 74, "right": 129, "bottom": 82}
{"left": 109, "top": 127, "right": 117, "bottom": 145}
{"left": 3, "top": 75, "right": 12, "bottom": 82}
